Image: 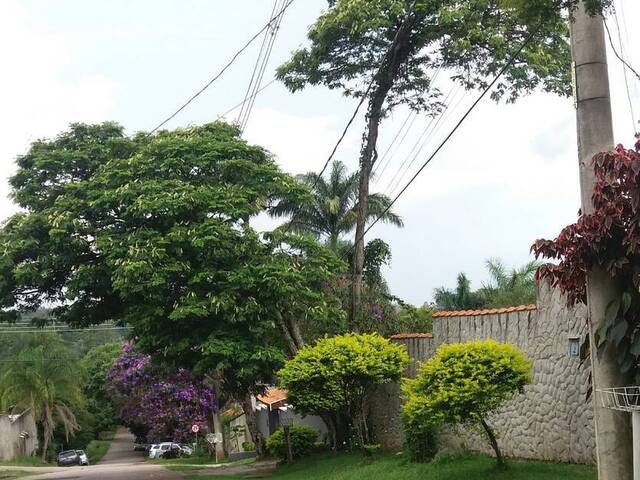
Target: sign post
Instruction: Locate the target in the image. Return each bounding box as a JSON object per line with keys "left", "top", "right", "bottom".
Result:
{"left": 191, "top": 424, "right": 200, "bottom": 450}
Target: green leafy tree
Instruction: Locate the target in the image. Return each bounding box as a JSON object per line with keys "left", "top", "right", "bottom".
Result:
{"left": 278, "top": 0, "right": 572, "bottom": 322}
{"left": 0, "top": 335, "right": 85, "bottom": 460}
{"left": 279, "top": 333, "right": 409, "bottom": 449}
{"left": 433, "top": 259, "right": 539, "bottom": 310}
{"left": 402, "top": 339, "right": 532, "bottom": 465}
{"left": 82, "top": 342, "right": 122, "bottom": 433}
{"left": 433, "top": 273, "right": 484, "bottom": 310}
{"left": 269, "top": 160, "right": 403, "bottom": 251}
{"left": 0, "top": 121, "right": 344, "bottom": 454}
{"left": 480, "top": 259, "right": 539, "bottom": 308}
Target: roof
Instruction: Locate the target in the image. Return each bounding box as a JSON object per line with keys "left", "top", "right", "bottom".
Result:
{"left": 432, "top": 304, "right": 537, "bottom": 318}
{"left": 389, "top": 332, "right": 434, "bottom": 339}
{"left": 256, "top": 388, "right": 287, "bottom": 407}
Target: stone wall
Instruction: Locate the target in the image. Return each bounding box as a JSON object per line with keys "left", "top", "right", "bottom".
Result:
{"left": 0, "top": 410, "right": 38, "bottom": 461}
{"left": 370, "top": 284, "right": 595, "bottom": 463}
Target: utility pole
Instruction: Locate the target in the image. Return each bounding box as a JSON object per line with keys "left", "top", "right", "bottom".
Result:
{"left": 569, "top": 3, "right": 633, "bottom": 478}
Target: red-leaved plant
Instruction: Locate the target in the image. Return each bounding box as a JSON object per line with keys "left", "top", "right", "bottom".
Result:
{"left": 531, "top": 135, "right": 640, "bottom": 374}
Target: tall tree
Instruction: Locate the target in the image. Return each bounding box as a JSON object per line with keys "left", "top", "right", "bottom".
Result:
{"left": 278, "top": 0, "right": 571, "bottom": 324}
{"left": 270, "top": 160, "right": 402, "bottom": 251}
{"left": 434, "top": 259, "right": 539, "bottom": 310}
{"left": 0, "top": 335, "right": 84, "bottom": 460}
{"left": 480, "top": 258, "right": 538, "bottom": 307}
{"left": 0, "top": 122, "right": 345, "bottom": 454}
{"left": 433, "top": 273, "right": 484, "bottom": 310}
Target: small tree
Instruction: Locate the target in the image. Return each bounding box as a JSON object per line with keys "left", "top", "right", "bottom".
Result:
{"left": 402, "top": 339, "right": 532, "bottom": 466}
{"left": 278, "top": 333, "right": 409, "bottom": 449}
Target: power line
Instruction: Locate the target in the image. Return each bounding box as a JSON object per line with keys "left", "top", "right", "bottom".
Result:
{"left": 372, "top": 67, "right": 442, "bottom": 184}
{"left": 611, "top": 5, "right": 637, "bottom": 131}
{"left": 217, "top": 78, "right": 278, "bottom": 120}
{"left": 350, "top": 27, "right": 541, "bottom": 250}
{"left": 238, "top": 0, "right": 288, "bottom": 133}
{"left": 237, "top": 0, "right": 281, "bottom": 127}
{"left": 382, "top": 85, "right": 460, "bottom": 198}
{"left": 281, "top": 79, "right": 375, "bottom": 234}
{"left": 147, "top": 0, "right": 295, "bottom": 136}
{"left": 603, "top": 18, "right": 640, "bottom": 82}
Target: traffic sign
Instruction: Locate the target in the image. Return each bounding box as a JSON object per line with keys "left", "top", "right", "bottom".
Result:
{"left": 191, "top": 424, "right": 200, "bottom": 434}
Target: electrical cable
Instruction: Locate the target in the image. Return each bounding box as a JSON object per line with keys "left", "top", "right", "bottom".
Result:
{"left": 237, "top": 0, "right": 280, "bottom": 126}
{"left": 147, "top": 0, "right": 295, "bottom": 135}
{"left": 349, "top": 27, "right": 541, "bottom": 251}
{"left": 382, "top": 85, "right": 460, "bottom": 197}
{"left": 612, "top": 5, "right": 637, "bottom": 131}
{"left": 238, "top": 0, "right": 288, "bottom": 132}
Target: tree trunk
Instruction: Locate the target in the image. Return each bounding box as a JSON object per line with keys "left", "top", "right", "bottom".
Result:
{"left": 480, "top": 417, "right": 504, "bottom": 467}
{"left": 241, "top": 393, "right": 265, "bottom": 457}
{"left": 276, "top": 314, "right": 300, "bottom": 356}
{"left": 211, "top": 410, "right": 225, "bottom": 459}
{"left": 570, "top": 5, "right": 633, "bottom": 479}
{"left": 40, "top": 432, "right": 49, "bottom": 462}
{"left": 350, "top": 8, "right": 419, "bottom": 326}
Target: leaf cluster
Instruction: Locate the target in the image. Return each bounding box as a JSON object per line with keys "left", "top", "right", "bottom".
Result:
{"left": 278, "top": 0, "right": 572, "bottom": 113}
{"left": 278, "top": 333, "right": 409, "bottom": 417}
{"left": 532, "top": 137, "right": 640, "bottom": 375}
{"left": 402, "top": 339, "right": 531, "bottom": 433}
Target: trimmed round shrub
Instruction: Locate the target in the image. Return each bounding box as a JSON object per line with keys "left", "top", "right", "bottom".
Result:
{"left": 266, "top": 424, "right": 317, "bottom": 459}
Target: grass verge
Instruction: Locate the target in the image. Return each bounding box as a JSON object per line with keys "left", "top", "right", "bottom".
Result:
{"left": 184, "top": 451, "right": 596, "bottom": 480}
{"left": 86, "top": 439, "right": 111, "bottom": 464}
{"left": 0, "top": 471, "right": 38, "bottom": 479}
{"left": 0, "top": 457, "right": 51, "bottom": 467}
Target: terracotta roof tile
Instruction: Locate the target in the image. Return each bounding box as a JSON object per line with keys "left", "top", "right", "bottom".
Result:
{"left": 256, "top": 387, "right": 287, "bottom": 406}
{"left": 390, "top": 332, "right": 434, "bottom": 339}
{"left": 432, "top": 304, "right": 536, "bottom": 318}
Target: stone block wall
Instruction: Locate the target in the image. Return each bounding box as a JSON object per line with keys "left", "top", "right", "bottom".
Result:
{"left": 370, "top": 284, "right": 595, "bottom": 463}
{"left": 0, "top": 410, "right": 38, "bottom": 461}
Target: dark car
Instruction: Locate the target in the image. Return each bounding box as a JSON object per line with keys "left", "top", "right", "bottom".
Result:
{"left": 57, "top": 450, "right": 81, "bottom": 466}
{"left": 159, "top": 445, "right": 182, "bottom": 460}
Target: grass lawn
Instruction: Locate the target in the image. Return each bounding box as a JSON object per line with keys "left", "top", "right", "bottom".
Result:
{"left": 0, "top": 457, "right": 51, "bottom": 467}
{"left": 0, "top": 471, "right": 38, "bottom": 479}
{"left": 86, "top": 439, "right": 111, "bottom": 464}
{"left": 185, "top": 451, "right": 596, "bottom": 480}
{"left": 165, "top": 458, "right": 257, "bottom": 472}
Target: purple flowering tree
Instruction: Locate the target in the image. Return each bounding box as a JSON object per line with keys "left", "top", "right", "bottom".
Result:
{"left": 107, "top": 342, "right": 216, "bottom": 443}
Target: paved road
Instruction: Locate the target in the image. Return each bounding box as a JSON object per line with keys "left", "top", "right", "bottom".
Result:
{"left": 22, "top": 427, "right": 182, "bottom": 480}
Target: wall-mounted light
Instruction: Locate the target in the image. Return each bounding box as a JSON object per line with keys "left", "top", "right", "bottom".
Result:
{"left": 568, "top": 336, "right": 581, "bottom": 357}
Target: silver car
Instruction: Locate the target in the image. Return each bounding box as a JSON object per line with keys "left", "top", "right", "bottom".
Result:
{"left": 75, "top": 449, "right": 89, "bottom": 466}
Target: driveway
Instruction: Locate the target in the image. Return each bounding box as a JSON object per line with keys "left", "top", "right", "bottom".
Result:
{"left": 16, "top": 427, "right": 182, "bottom": 480}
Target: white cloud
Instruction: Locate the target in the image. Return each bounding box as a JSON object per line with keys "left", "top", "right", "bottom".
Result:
{"left": 0, "top": 1, "right": 119, "bottom": 219}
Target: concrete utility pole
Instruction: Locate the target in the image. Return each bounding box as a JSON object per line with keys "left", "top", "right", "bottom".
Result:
{"left": 569, "top": 3, "right": 633, "bottom": 478}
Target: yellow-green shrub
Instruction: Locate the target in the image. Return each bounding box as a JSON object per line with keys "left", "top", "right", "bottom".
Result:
{"left": 402, "top": 339, "right": 532, "bottom": 464}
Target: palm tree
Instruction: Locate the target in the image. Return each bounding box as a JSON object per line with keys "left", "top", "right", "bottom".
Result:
{"left": 269, "top": 161, "right": 403, "bottom": 251}
{"left": 433, "top": 273, "right": 484, "bottom": 310}
{"left": 480, "top": 258, "right": 539, "bottom": 308}
{"left": 433, "top": 259, "right": 540, "bottom": 311}
{"left": 1, "top": 335, "right": 84, "bottom": 460}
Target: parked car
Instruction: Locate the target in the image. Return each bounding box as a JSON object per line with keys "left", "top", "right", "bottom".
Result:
{"left": 57, "top": 450, "right": 81, "bottom": 466}
{"left": 149, "top": 442, "right": 180, "bottom": 459}
{"left": 148, "top": 444, "right": 161, "bottom": 459}
{"left": 76, "top": 450, "right": 90, "bottom": 466}
{"left": 178, "top": 444, "right": 193, "bottom": 456}
{"left": 134, "top": 437, "right": 149, "bottom": 451}
{"left": 160, "top": 444, "right": 183, "bottom": 460}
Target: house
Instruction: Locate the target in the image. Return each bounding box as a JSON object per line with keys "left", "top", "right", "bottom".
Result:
{"left": 0, "top": 410, "right": 38, "bottom": 460}
{"left": 255, "top": 387, "right": 327, "bottom": 441}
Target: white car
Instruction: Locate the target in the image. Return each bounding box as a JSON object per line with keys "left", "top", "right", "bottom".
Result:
{"left": 75, "top": 449, "right": 90, "bottom": 466}
{"left": 148, "top": 444, "right": 160, "bottom": 459}
{"left": 149, "top": 442, "right": 180, "bottom": 459}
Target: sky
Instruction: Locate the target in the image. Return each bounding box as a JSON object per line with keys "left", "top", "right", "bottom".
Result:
{"left": 1, "top": 0, "right": 638, "bottom": 305}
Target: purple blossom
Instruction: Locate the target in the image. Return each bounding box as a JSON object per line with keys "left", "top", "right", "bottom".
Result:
{"left": 107, "top": 342, "right": 217, "bottom": 443}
